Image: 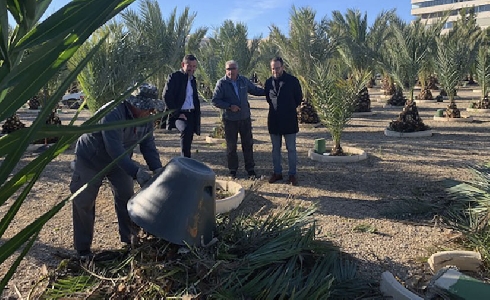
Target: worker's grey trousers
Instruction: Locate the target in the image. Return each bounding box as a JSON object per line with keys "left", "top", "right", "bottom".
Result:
{"left": 69, "top": 158, "right": 134, "bottom": 254}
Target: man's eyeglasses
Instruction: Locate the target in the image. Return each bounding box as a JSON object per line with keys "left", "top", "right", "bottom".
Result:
{"left": 226, "top": 67, "right": 237, "bottom": 70}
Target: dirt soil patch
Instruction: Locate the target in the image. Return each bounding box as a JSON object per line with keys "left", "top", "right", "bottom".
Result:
{"left": 1, "top": 87, "right": 490, "bottom": 298}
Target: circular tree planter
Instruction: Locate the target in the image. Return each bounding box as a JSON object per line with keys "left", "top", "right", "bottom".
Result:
{"left": 215, "top": 179, "right": 245, "bottom": 214}
{"left": 467, "top": 108, "right": 490, "bottom": 113}
{"left": 383, "top": 104, "right": 405, "bottom": 109}
{"left": 415, "top": 99, "right": 437, "bottom": 104}
{"left": 384, "top": 129, "right": 433, "bottom": 137}
{"left": 308, "top": 147, "right": 367, "bottom": 163}
{"left": 352, "top": 111, "right": 376, "bottom": 118}
{"left": 433, "top": 116, "right": 473, "bottom": 122}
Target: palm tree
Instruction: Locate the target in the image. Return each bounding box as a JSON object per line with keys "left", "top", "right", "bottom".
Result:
{"left": 254, "top": 39, "right": 280, "bottom": 86}
{"left": 198, "top": 20, "right": 260, "bottom": 90}
{"left": 435, "top": 35, "right": 466, "bottom": 117}
{"left": 197, "top": 20, "right": 260, "bottom": 138}
{"left": 122, "top": 1, "right": 207, "bottom": 94}
{"left": 435, "top": 9, "right": 481, "bottom": 117}
{"left": 310, "top": 62, "right": 370, "bottom": 155}
{"left": 70, "top": 20, "right": 145, "bottom": 113}
{"left": 269, "top": 6, "right": 336, "bottom": 124}
{"left": 0, "top": 0, "right": 138, "bottom": 292}
{"left": 328, "top": 9, "right": 380, "bottom": 112}
{"left": 475, "top": 35, "right": 490, "bottom": 109}
{"left": 451, "top": 7, "right": 482, "bottom": 85}
{"left": 382, "top": 18, "right": 443, "bottom": 132}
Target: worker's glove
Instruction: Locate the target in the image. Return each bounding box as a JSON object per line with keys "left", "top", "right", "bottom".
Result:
{"left": 153, "top": 167, "right": 164, "bottom": 176}
{"left": 136, "top": 168, "right": 152, "bottom": 187}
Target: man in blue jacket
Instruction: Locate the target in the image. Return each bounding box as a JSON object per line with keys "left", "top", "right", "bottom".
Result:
{"left": 70, "top": 84, "right": 164, "bottom": 259}
{"left": 264, "top": 57, "right": 302, "bottom": 186}
{"left": 162, "top": 54, "right": 201, "bottom": 158}
{"left": 212, "top": 60, "right": 265, "bottom": 179}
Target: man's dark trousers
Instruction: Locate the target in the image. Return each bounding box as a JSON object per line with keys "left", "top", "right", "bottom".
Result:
{"left": 224, "top": 117, "right": 254, "bottom": 172}
{"left": 175, "top": 110, "right": 195, "bottom": 158}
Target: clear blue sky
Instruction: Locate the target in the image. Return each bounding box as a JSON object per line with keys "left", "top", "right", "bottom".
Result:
{"left": 45, "top": 0, "right": 413, "bottom": 38}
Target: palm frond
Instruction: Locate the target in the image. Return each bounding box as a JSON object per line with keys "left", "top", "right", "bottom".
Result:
{"left": 442, "top": 164, "right": 490, "bottom": 263}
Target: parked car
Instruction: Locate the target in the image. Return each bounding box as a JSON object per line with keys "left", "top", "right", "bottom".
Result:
{"left": 61, "top": 92, "right": 85, "bottom": 108}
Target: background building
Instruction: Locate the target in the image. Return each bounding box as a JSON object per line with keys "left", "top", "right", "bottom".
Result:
{"left": 411, "top": 0, "right": 490, "bottom": 32}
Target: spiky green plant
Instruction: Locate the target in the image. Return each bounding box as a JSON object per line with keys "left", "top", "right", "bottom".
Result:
{"left": 310, "top": 63, "right": 370, "bottom": 155}
{"left": 70, "top": 20, "right": 144, "bottom": 113}
{"left": 435, "top": 36, "right": 463, "bottom": 105}
{"left": 40, "top": 205, "right": 378, "bottom": 299}
{"left": 254, "top": 39, "right": 280, "bottom": 85}
{"left": 0, "top": 0, "right": 171, "bottom": 293}
{"left": 475, "top": 44, "right": 490, "bottom": 104}
{"left": 122, "top": 1, "right": 207, "bottom": 94}
{"left": 269, "top": 5, "right": 337, "bottom": 102}
{"left": 198, "top": 20, "right": 260, "bottom": 93}
{"left": 443, "top": 164, "right": 490, "bottom": 264}
{"left": 197, "top": 20, "right": 260, "bottom": 136}
{"left": 382, "top": 18, "right": 443, "bottom": 103}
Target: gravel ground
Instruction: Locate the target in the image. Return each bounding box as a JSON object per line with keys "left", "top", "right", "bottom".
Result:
{"left": 1, "top": 86, "right": 489, "bottom": 298}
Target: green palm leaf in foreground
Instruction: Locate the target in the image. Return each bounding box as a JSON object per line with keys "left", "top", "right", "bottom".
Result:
{"left": 310, "top": 63, "right": 370, "bottom": 155}
{"left": 475, "top": 44, "right": 490, "bottom": 103}
{"left": 0, "top": 0, "right": 137, "bottom": 293}
{"left": 443, "top": 163, "right": 490, "bottom": 264}
{"left": 41, "top": 205, "right": 377, "bottom": 299}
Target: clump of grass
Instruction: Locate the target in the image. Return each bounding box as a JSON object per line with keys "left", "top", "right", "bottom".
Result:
{"left": 216, "top": 187, "right": 234, "bottom": 200}
{"left": 39, "top": 204, "right": 379, "bottom": 299}
{"left": 352, "top": 224, "right": 378, "bottom": 234}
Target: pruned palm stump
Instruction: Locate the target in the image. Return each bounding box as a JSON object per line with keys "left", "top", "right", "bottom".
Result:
{"left": 427, "top": 75, "right": 439, "bottom": 90}
{"left": 2, "top": 114, "right": 26, "bottom": 134}
{"left": 381, "top": 76, "right": 396, "bottom": 96}
{"left": 352, "top": 87, "right": 376, "bottom": 117}
{"left": 416, "top": 88, "right": 434, "bottom": 100}
{"left": 36, "top": 110, "right": 62, "bottom": 144}
{"left": 434, "top": 102, "right": 473, "bottom": 122}
{"left": 298, "top": 99, "right": 320, "bottom": 125}
{"left": 28, "top": 95, "right": 41, "bottom": 110}
{"left": 384, "top": 101, "right": 433, "bottom": 137}
{"left": 383, "top": 87, "right": 407, "bottom": 108}
{"left": 354, "top": 87, "right": 371, "bottom": 112}
{"left": 468, "top": 97, "right": 490, "bottom": 113}
{"left": 2, "top": 111, "right": 61, "bottom": 150}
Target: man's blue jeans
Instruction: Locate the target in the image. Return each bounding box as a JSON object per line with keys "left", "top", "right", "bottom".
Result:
{"left": 270, "top": 133, "right": 296, "bottom": 176}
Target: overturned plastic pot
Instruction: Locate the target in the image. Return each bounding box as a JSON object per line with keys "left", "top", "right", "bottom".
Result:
{"left": 127, "top": 157, "right": 216, "bottom": 246}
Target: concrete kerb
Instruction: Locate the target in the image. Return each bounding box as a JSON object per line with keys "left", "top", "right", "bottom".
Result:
{"left": 308, "top": 146, "right": 367, "bottom": 163}
{"left": 432, "top": 116, "right": 474, "bottom": 122}
{"left": 380, "top": 271, "right": 423, "bottom": 300}
{"left": 384, "top": 129, "right": 433, "bottom": 138}
{"left": 215, "top": 179, "right": 245, "bottom": 214}
{"left": 467, "top": 108, "right": 490, "bottom": 113}
{"left": 428, "top": 250, "right": 482, "bottom": 273}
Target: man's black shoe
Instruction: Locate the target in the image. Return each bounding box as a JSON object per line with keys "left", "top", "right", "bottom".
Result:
{"left": 229, "top": 170, "right": 237, "bottom": 179}
{"left": 247, "top": 170, "right": 258, "bottom": 179}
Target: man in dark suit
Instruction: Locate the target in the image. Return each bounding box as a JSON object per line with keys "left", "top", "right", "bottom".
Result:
{"left": 162, "top": 54, "right": 201, "bottom": 158}
{"left": 264, "top": 57, "right": 302, "bottom": 186}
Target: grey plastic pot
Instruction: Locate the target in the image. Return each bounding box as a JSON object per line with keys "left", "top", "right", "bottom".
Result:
{"left": 127, "top": 157, "right": 216, "bottom": 246}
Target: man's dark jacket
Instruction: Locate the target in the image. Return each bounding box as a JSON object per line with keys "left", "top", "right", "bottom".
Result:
{"left": 264, "top": 71, "right": 303, "bottom": 135}
{"left": 162, "top": 70, "right": 201, "bottom": 135}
